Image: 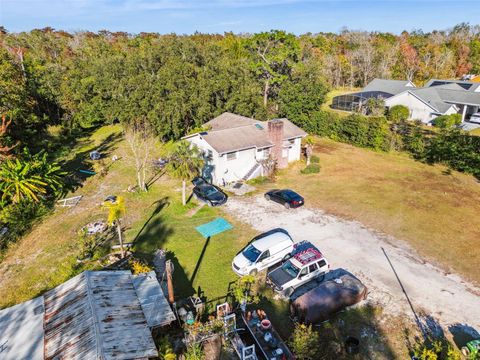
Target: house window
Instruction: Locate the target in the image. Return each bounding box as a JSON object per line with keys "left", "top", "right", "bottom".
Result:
{"left": 226, "top": 152, "right": 237, "bottom": 161}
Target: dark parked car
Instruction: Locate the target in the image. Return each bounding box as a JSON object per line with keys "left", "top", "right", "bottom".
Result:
{"left": 192, "top": 177, "right": 228, "bottom": 206}
{"left": 265, "top": 189, "right": 304, "bottom": 209}
{"left": 290, "top": 269, "right": 368, "bottom": 324}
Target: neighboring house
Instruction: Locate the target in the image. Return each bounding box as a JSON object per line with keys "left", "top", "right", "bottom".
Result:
{"left": 333, "top": 78, "right": 480, "bottom": 124}
{"left": 385, "top": 81, "right": 480, "bottom": 124}
{"left": 184, "top": 112, "right": 307, "bottom": 185}
{"left": 0, "top": 270, "right": 175, "bottom": 360}
{"left": 331, "top": 79, "right": 415, "bottom": 112}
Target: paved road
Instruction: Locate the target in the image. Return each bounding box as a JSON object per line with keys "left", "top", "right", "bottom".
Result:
{"left": 224, "top": 195, "right": 480, "bottom": 332}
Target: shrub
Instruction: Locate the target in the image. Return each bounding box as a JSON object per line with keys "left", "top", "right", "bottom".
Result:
{"left": 310, "top": 155, "right": 320, "bottom": 164}
{"left": 129, "top": 258, "right": 153, "bottom": 274}
{"left": 388, "top": 105, "right": 410, "bottom": 122}
{"left": 184, "top": 343, "right": 204, "bottom": 360}
{"left": 365, "top": 97, "right": 386, "bottom": 116}
{"left": 248, "top": 176, "right": 270, "bottom": 185}
{"left": 0, "top": 200, "right": 49, "bottom": 251}
{"left": 432, "top": 114, "right": 462, "bottom": 129}
{"left": 290, "top": 324, "right": 320, "bottom": 360}
{"left": 301, "top": 164, "right": 320, "bottom": 174}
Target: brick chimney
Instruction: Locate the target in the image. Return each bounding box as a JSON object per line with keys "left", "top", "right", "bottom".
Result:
{"left": 267, "top": 119, "right": 288, "bottom": 169}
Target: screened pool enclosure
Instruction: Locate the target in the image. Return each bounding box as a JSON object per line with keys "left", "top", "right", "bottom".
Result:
{"left": 331, "top": 91, "right": 392, "bottom": 112}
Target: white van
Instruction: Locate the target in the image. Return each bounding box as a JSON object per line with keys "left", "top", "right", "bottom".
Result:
{"left": 232, "top": 229, "right": 294, "bottom": 276}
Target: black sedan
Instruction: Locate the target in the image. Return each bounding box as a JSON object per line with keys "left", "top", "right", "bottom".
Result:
{"left": 192, "top": 177, "right": 228, "bottom": 206}
{"left": 264, "top": 189, "right": 304, "bottom": 209}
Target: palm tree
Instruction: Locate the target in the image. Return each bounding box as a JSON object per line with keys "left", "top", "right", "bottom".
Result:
{"left": 103, "top": 196, "right": 126, "bottom": 258}
{"left": 0, "top": 159, "right": 48, "bottom": 203}
{"left": 166, "top": 141, "right": 204, "bottom": 206}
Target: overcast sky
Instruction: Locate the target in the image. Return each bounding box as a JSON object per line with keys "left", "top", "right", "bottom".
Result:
{"left": 1, "top": 0, "right": 479, "bottom": 34}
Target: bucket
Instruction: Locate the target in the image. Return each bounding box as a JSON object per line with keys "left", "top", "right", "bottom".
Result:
{"left": 345, "top": 336, "right": 360, "bottom": 355}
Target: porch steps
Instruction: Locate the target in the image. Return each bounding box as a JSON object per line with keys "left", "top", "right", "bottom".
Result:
{"left": 242, "top": 163, "right": 261, "bottom": 181}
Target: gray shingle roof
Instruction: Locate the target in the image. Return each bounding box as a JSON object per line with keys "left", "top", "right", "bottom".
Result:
{"left": 197, "top": 113, "right": 306, "bottom": 154}
{"left": 425, "top": 79, "right": 480, "bottom": 92}
{"left": 206, "top": 112, "right": 259, "bottom": 130}
{"left": 437, "top": 89, "right": 480, "bottom": 106}
{"left": 407, "top": 84, "right": 480, "bottom": 112}
{"left": 363, "top": 78, "right": 415, "bottom": 95}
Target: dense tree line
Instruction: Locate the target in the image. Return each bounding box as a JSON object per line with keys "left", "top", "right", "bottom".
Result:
{"left": 1, "top": 25, "right": 480, "bottom": 252}
{"left": 1, "top": 24, "right": 480, "bottom": 146}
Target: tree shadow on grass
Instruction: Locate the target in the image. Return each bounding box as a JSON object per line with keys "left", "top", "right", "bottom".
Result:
{"left": 59, "top": 131, "right": 123, "bottom": 195}
{"left": 132, "top": 197, "right": 170, "bottom": 246}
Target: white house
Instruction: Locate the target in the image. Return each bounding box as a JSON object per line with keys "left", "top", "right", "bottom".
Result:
{"left": 333, "top": 78, "right": 480, "bottom": 125}
{"left": 384, "top": 84, "right": 461, "bottom": 124}
{"left": 184, "top": 112, "right": 307, "bottom": 185}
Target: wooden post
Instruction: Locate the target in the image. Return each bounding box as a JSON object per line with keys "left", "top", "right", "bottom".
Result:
{"left": 166, "top": 260, "right": 174, "bottom": 303}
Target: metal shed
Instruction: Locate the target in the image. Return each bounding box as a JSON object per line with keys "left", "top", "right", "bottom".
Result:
{"left": 132, "top": 271, "right": 176, "bottom": 328}
{"left": 0, "top": 297, "right": 45, "bottom": 360}
{"left": 0, "top": 270, "right": 175, "bottom": 360}
{"left": 43, "top": 270, "right": 159, "bottom": 360}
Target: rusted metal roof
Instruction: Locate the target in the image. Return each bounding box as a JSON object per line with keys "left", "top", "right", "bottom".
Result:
{"left": 43, "top": 270, "right": 158, "bottom": 360}
{"left": 132, "top": 271, "right": 176, "bottom": 328}
{"left": 0, "top": 296, "right": 45, "bottom": 360}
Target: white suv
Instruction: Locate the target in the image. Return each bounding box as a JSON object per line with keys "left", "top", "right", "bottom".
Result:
{"left": 266, "top": 241, "right": 329, "bottom": 297}
{"left": 232, "top": 229, "right": 294, "bottom": 276}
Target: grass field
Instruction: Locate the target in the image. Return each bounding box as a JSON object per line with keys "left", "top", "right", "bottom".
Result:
{"left": 0, "top": 125, "right": 259, "bottom": 309}
{"left": 0, "top": 125, "right": 463, "bottom": 358}
{"left": 261, "top": 138, "right": 480, "bottom": 285}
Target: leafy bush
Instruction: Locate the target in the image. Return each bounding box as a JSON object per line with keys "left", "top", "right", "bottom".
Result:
{"left": 248, "top": 176, "right": 270, "bottom": 185}
{"left": 231, "top": 275, "right": 259, "bottom": 306}
{"left": 425, "top": 128, "right": 480, "bottom": 178}
{"left": 310, "top": 155, "right": 320, "bottom": 164}
{"left": 157, "top": 336, "right": 176, "bottom": 360}
{"left": 129, "top": 258, "right": 153, "bottom": 274}
{"left": 184, "top": 343, "right": 204, "bottom": 360}
{"left": 290, "top": 324, "right": 320, "bottom": 360}
{"left": 388, "top": 105, "right": 410, "bottom": 122}
{"left": 412, "top": 340, "right": 462, "bottom": 360}
{"left": 301, "top": 164, "right": 320, "bottom": 174}
{"left": 0, "top": 200, "right": 49, "bottom": 251}
{"left": 432, "top": 114, "right": 462, "bottom": 129}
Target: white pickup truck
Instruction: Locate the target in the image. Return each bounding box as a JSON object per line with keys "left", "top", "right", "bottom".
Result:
{"left": 266, "top": 241, "right": 329, "bottom": 297}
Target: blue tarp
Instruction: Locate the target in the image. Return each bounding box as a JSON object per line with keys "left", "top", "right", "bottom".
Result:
{"left": 195, "top": 218, "right": 233, "bottom": 238}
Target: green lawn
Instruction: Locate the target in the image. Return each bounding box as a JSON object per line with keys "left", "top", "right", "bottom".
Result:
{"left": 254, "top": 138, "right": 480, "bottom": 286}
{"left": 0, "top": 125, "right": 436, "bottom": 357}
{"left": 0, "top": 125, "right": 258, "bottom": 308}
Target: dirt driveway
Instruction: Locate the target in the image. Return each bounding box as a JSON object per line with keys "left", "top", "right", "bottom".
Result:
{"left": 223, "top": 195, "right": 480, "bottom": 331}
